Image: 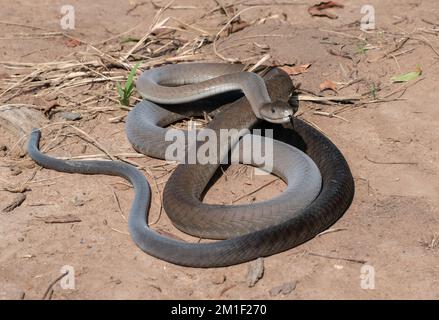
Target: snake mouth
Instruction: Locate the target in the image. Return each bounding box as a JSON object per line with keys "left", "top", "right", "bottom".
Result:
{"left": 263, "top": 116, "right": 291, "bottom": 124}
{"left": 261, "top": 110, "right": 295, "bottom": 124}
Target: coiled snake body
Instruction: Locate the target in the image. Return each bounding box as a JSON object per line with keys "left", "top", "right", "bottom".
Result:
{"left": 28, "top": 64, "right": 354, "bottom": 267}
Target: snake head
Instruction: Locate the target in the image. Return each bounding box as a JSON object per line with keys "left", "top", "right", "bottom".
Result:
{"left": 259, "top": 100, "right": 296, "bottom": 124}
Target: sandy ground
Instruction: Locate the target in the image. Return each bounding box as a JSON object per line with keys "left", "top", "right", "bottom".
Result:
{"left": 0, "top": 0, "right": 438, "bottom": 299}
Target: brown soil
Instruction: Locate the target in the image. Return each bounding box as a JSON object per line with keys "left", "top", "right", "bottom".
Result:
{"left": 0, "top": 0, "right": 438, "bottom": 300}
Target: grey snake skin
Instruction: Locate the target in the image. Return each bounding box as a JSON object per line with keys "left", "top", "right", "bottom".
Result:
{"left": 27, "top": 64, "right": 354, "bottom": 267}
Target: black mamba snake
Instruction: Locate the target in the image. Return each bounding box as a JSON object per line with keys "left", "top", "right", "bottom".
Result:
{"left": 27, "top": 64, "right": 354, "bottom": 267}
{"left": 127, "top": 65, "right": 322, "bottom": 239}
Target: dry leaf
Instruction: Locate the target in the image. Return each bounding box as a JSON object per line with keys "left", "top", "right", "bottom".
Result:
{"left": 65, "top": 38, "right": 81, "bottom": 47}
{"left": 280, "top": 64, "right": 311, "bottom": 76}
{"left": 220, "top": 20, "right": 250, "bottom": 37}
{"left": 308, "top": 1, "right": 344, "bottom": 19}
{"left": 43, "top": 100, "right": 59, "bottom": 115}
{"left": 230, "top": 20, "right": 250, "bottom": 34}
{"left": 2, "top": 193, "right": 26, "bottom": 213}
{"left": 391, "top": 66, "right": 422, "bottom": 83}
{"left": 319, "top": 79, "right": 338, "bottom": 92}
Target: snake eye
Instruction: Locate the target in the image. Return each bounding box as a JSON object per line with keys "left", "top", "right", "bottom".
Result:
{"left": 271, "top": 108, "right": 276, "bottom": 113}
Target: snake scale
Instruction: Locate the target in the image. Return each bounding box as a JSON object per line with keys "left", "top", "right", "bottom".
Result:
{"left": 28, "top": 64, "right": 354, "bottom": 267}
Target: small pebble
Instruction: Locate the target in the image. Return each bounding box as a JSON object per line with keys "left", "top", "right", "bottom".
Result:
{"left": 269, "top": 281, "right": 297, "bottom": 297}
{"left": 10, "top": 167, "right": 22, "bottom": 176}
{"left": 17, "top": 237, "right": 24, "bottom": 242}
{"left": 0, "top": 145, "right": 7, "bottom": 157}
{"left": 59, "top": 111, "right": 82, "bottom": 121}
{"left": 246, "top": 258, "right": 264, "bottom": 287}
{"left": 73, "top": 196, "right": 85, "bottom": 207}
{"left": 211, "top": 274, "right": 226, "bottom": 285}
{"left": 109, "top": 276, "right": 122, "bottom": 285}
{"left": 2, "top": 193, "right": 26, "bottom": 213}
